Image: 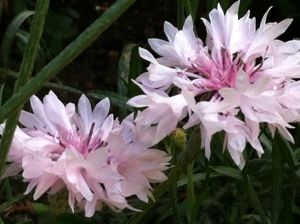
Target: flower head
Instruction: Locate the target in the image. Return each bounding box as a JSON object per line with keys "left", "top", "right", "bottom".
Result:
{"left": 1, "top": 91, "right": 170, "bottom": 217}
{"left": 129, "top": 1, "right": 300, "bottom": 168}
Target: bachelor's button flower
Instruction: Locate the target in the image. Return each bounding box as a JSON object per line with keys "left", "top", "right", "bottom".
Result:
{"left": 129, "top": 1, "right": 300, "bottom": 168}
{"left": 1, "top": 91, "right": 170, "bottom": 217}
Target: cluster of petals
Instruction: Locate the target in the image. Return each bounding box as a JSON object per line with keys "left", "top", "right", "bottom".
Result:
{"left": 128, "top": 1, "right": 300, "bottom": 168}
{"left": 1, "top": 91, "right": 170, "bottom": 217}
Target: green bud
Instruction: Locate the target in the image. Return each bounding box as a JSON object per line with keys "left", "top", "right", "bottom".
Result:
{"left": 170, "top": 128, "right": 187, "bottom": 150}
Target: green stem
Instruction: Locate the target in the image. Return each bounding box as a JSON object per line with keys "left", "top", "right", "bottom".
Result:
{"left": 169, "top": 181, "right": 182, "bottom": 224}
{"left": 0, "top": 0, "right": 136, "bottom": 124}
{"left": 0, "top": 0, "right": 50, "bottom": 180}
{"left": 126, "top": 128, "right": 201, "bottom": 224}
{"left": 168, "top": 139, "right": 182, "bottom": 224}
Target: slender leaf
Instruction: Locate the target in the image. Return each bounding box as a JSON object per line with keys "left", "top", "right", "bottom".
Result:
{"left": 117, "top": 44, "right": 142, "bottom": 117}
{"left": 277, "top": 134, "right": 297, "bottom": 171}
{"left": 0, "top": 85, "right": 4, "bottom": 106}
{"left": 292, "top": 204, "right": 300, "bottom": 216}
{"left": 177, "top": 173, "right": 222, "bottom": 187}
{"left": 188, "top": 0, "right": 201, "bottom": 19}
{"left": 239, "top": 0, "right": 254, "bottom": 16}
{"left": 127, "top": 46, "right": 142, "bottom": 98}
{"left": 210, "top": 166, "right": 242, "bottom": 180}
{"left": 260, "top": 133, "right": 272, "bottom": 151}
{"left": 177, "top": 0, "right": 185, "bottom": 28}
{"left": 118, "top": 44, "right": 142, "bottom": 97}
{"left": 243, "top": 174, "right": 269, "bottom": 224}
{"left": 187, "top": 162, "right": 195, "bottom": 224}
{"left": 207, "top": 0, "right": 219, "bottom": 11}
{"left": 1, "top": 11, "right": 34, "bottom": 68}
{"left": 271, "top": 132, "right": 283, "bottom": 224}
{"left": 280, "top": 186, "right": 295, "bottom": 224}
{"left": 15, "top": 30, "right": 46, "bottom": 72}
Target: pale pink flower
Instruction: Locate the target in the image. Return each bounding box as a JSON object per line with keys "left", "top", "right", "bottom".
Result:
{"left": 129, "top": 1, "right": 300, "bottom": 168}
{"left": 147, "top": 15, "right": 202, "bottom": 68}
{"left": 1, "top": 91, "right": 170, "bottom": 217}
{"left": 128, "top": 81, "right": 188, "bottom": 144}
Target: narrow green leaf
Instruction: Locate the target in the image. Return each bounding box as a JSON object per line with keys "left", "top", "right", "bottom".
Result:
{"left": 177, "top": 0, "right": 185, "bottom": 28}
{"left": 207, "top": 0, "right": 219, "bottom": 11}
{"left": 271, "top": 132, "right": 284, "bottom": 224}
{"left": 242, "top": 214, "right": 264, "bottom": 222}
{"left": 294, "top": 147, "right": 300, "bottom": 161}
{"left": 127, "top": 46, "right": 142, "bottom": 98}
{"left": 292, "top": 204, "right": 300, "bottom": 215}
{"left": 117, "top": 44, "right": 142, "bottom": 96}
{"left": 177, "top": 173, "right": 221, "bottom": 187}
{"left": 243, "top": 174, "right": 269, "bottom": 224}
{"left": 259, "top": 133, "right": 272, "bottom": 151}
{"left": 1, "top": 11, "right": 34, "bottom": 68}
{"left": 276, "top": 134, "right": 297, "bottom": 171}
{"left": 210, "top": 166, "right": 242, "bottom": 180}
{"left": 0, "top": 0, "right": 137, "bottom": 124}
{"left": 184, "top": 0, "right": 193, "bottom": 19}
{"left": 117, "top": 44, "right": 142, "bottom": 117}
{"left": 187, "top": 0, "right": 200, "bottom": 19}
{"left": 187, "top": 162, "right": 195, "bottom": 224}
{"left": 238, "top": 0, "right": 254, "bottom": 15}
{"left": 0, "top": 84, "right": 4, "bottom": 106}
{"left": 15, "top": 30, "right": 46, "bottom": 72}
{"left": 280, "top": 186, "right": 295, "bottom": 224}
